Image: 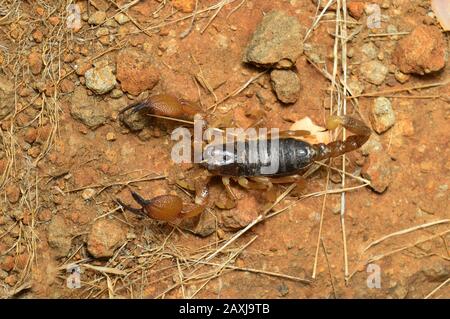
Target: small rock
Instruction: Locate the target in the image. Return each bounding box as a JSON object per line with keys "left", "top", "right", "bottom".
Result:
{"left": 243, "top": 10, "right": 303, "bottom": 69}
{"left": 362, "top": 151, "right": 393, "bottom": 193}
{"left": 360, "top": 60, "right": 389, "bottom": 85}
{"left": 172, "top": 0, "right": 196, "bottom": 13}
{"left": 0, "top": 269, "right": 8, "bottom": 280}
{"left": 6, "top": 184, "right": 20, "bottom": 203}
{"left": 179, "top": 211, "right": 216, "bottom": 237}
{"left": 369, "top": 97, "right": 395, "bottom": 134}
{"left": 116, "top": 48, "right": 159, "bottom": 96}
{"left": 90, "top": 0, "right": 110, "bottom": 11}
{"left": 95, "top": 27, "right": 109, "bottom": 37}
{"left": 270, "top": 69, "right": 301, "bottom": 103}
{"left": 106, "top": 132, "right": 116, "bottom": 141}
{"left": 85, "top": 65, "right": 117, "bottom": 95}
{"left": 4, "top": 274, "right": 17, "bottom": 286}
{"left": 114, "top": 13, "right": 130, "bottom": 25}
{"left": 361, "top": 42, "right": 378, "bottom": 60}
{"left": 32, "top": 29, "right": 43, "bottom": 43}
{"left": 38, "top": 208, "right": 52, "bottom": 222}
{"left": 60, "top": 78, "right": 75, "bottom": 93}
{"left": 394, "top": 70, "right": 409, "bottom": 84}
{"left": 360, "top": 134, "right": 383, "bottom": 156}
{"left": 347, "top": 1, "right": 365, "bottom": 19}
{"left": 0, "top": 77, "right": 15, "bottom": 120}
{"left": 347, "top": 78, "right": 364, "bottom": 96}
{"left": 87, "top": 219, "right": 128, "bottom": 258}
{"left": 0, "top": 255, "right": 14, "bottom": 272}
{"left": 81, "top": 188, "right": 96, "bottom": 200}
{"left": 277, "top": 282, "right": 289, "bottom": 297}
{"left": 392, "top": 25, "right": 447, "bottom": 75}
{"left": 70, "top": 87, "right": 108, "bottom": 129}
{"left": 74, "top": 58, "right": 92, "bottom": 76}
{"left": 10, "top": 209, "right": 24, "bottom": 221}
{"left": 24, "top": 127, "right": 37, "bottom": 144}
{"left": 88, "top": 11, "right": 107, "bottom": 25}
{"left": 110, "top": 88, "right": 124, "bottom": 98}
{"left": 48, "top": 214, "right": 72, "bottom": 258}
{"left": 122, "top": 109, "right": 148, "bottom": 131}
{"left": 28, "top": 52, "right": 43, "bottom": 75}
{"left": 49, "top": 16, "right": 60, "bottom": 26}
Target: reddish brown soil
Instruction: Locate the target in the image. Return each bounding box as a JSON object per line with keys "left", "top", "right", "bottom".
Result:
{"left": 0, "top": 0, "right": 448, "bottom": 299}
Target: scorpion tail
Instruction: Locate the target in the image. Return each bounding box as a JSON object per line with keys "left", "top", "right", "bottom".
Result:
{"left": 314, "top": 115, "right": 371, "bottom": 160}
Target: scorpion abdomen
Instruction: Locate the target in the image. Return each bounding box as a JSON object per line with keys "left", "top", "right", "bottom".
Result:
{"left": 201, "top": 138, "right": 315, "bottom": 177}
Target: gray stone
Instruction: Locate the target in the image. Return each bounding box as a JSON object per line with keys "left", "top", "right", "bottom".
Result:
{"left": 85, "top": 65, "right": 116, "bottom": 95}
{"left": 87, "top": 219, "right": 128, "bottom": 258}
{"left": 243, "top": 11, "right": 303, "bottom": 69}
{"left": 88, "top": 11, "right": 106, "bottom": 25}
{"left": 48, "top": 214, "right": 72, "bottom": 258}
{"left": 270, "top": 69, "right": 301, "bottom": 103}
{"left": 114, "top": 13, "right": 130, "bottom": 25}
{"left": 361, "top": 42, "right": 378, "bottom": 60}
{"left": 0, "top": 77, "right": 14, "bottom": 120}
{"left": 179, "top": 211, "right": 216, "bottom": 237}
{"left": 360, "top": 60, "right": 388, "bottom": 85}
{"left": 70, "top": 87, "right": 108, "bottom": 129}
{"left": 369, "top": 97, "right": 395, "bottom": 134}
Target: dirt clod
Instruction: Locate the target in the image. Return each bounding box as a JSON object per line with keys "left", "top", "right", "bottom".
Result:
{"left": 116, "top": 48, "right": 159, "bottom": 96}
{"left": 362, "top": 151, "right": 393, "bottom": 193}
{"left": 392, "top": 25, "right": 447, "bottom": 75}
{"left": 359, "top": 60, "right": 388, "bottom": 85}
{"left": 172, "top": 0, "right": 196, "bottom": 13}
{"left": 28, "top": 52, "right": 43, "bottom": 75}
{"left": 85, "top": 64, "right": 117, "bottom": 95}
{"left": 6, "top": 184, "right": 21, "bottom": 203}
{"left": 48, "top": 214, "right": 73, "bottom": 258}
{"left": 270, "top": 69, "right": 301, "bottom": 104}
{"left": 70, "top": 87, "right": 108, "bottom": 129}
{"left": 0, "top": 77, "right": 15, "bottom": 120}
{"left": 243, "top": 10, "right": 303, "bottom": 69}
{"left": 87, "top": 219, "right": 128, "bottom": 258}
{"left": 369, "top": 97, "right": 396, "bottom": 134}
{"left": 88, "top": 11, "right": 107, "bottom": 25}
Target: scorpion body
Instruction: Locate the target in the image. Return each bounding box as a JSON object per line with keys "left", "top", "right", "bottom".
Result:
{"left": 202, "top": 138, "right": 315, "bottom": 177}
{"left": 118, "top": 94, "right": 371, "bottom": 222}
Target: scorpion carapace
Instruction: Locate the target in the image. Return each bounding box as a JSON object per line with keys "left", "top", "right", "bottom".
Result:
{"left": 118, "top": 94, "right": 371, "bottom": 222}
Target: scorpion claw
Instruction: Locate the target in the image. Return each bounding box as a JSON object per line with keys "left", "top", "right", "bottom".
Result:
{"left": 115, "top": 198, "right": 146, "bottom": 216}
{"left": 131, "top": 191, "right": 151, "bottom": 207}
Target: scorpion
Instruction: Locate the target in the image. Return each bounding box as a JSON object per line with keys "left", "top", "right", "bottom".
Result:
{"left": 117, "top": 94, "right": 371, "bottom": 222}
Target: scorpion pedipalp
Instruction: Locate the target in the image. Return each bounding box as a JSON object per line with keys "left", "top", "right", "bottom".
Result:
{"left": 119, "top": 94, "right": 203, "bottom": 122}
{"left": 117, "top": 191, "right": 205, "bottom": 222}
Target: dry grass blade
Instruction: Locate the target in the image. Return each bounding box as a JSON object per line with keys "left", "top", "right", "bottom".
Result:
{"left": 193, "top": 260, "right": 311, "bottom": 284}
{"left": 368, "top": 230, "right": 450, "bottom": 263}
{"left": 80, "top": 264, "right": 127, "bottom": 276}
{"left": 424, "top": 278, "right": 450, "bottom": 299}
{"left": 363, "top": 219, "right": 450, "bottom": 253}
{"left": 64, "top": 174, "right": 166, "bottom": 193}
{"left": 348, "top": 80, "right": 449, "bottom": 98}
{"left": 204, "top": 183, "right": 297, "bottom": 263}
{"left": 207, "top": 70, "right": 267, "bottom": 111}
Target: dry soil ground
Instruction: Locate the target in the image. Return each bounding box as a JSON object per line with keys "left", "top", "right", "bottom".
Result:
{"left": 0, "top": 0, "right": 449, "bottom": 299}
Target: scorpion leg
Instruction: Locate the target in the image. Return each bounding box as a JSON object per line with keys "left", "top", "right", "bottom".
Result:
{"left": 313, "top": 115, "right": 371, "bottom": 160}
{"left": 222, "top": 176, "right": 238, "bottom": 199}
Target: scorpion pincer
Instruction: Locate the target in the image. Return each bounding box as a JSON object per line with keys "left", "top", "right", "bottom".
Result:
{"left": 117, "top": 94, "right": 371, "bottom": 222}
